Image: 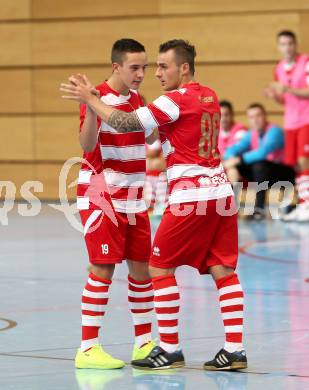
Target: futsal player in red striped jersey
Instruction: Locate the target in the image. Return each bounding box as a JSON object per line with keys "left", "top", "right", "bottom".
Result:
{"left": 61, "top": 39, "right": 247, "bottom": 371}
{"left": 74, "top": 39, "right": 157, "bottom": 370}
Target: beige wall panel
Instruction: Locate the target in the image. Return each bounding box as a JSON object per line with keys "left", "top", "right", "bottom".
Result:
{"left": 33, "top": 116, "right": 81, "bottom": 160}
{"left": 32, "top": 13, "right": 299, "bottom": 66}
{"left": 0, "top": 23, "right": 31, "bottom": 66}
{"left": 140, "top": 64, "right": 284, "bottom": 112}
{"left": 0, "top": 117, "right": 33, "bottom": 160}
{"left": 160, "top": 0, "right": 309, "bottom": 15}
{"left": 34, "top": 66, "right": 158, "bottom": 113}
{"left": 159, "top": 14, "right": 299, "bottom": 62}
{"left": 34, "top": 163, "right": 79, "bottom": 200}
{"left": 30, "top": 0, "right": 309, "bottom": 19}
{"left": 0, "top": 0, "right": 30, "bottom": 20}
{"left": 0, "top": 70, "right": 32, "bottom": 113}
{"left": 197, "top": 64, "right": 283, "bottom": 113}
{"left": 0, "top": 163, "right": 79, "bottom": 200}
{"left": 235, "top": 113, "right": 283, "bottom": 128}
{"left": 33, "top": 64, "right": 281, "bottom": 113}
{"left": 33, "top": 67, "right": 110, "bottom": 113}
{"left": 300, "top": 13, "right": 309, "bottom": 53}
{"left": 0, "top": 163, "right": 35, "bottom": 200}
{"left": 32, "top": 0, "right": 159, "bottom": 19}
{"left": 31, "top": 19, "right": 159, "bottom": 65}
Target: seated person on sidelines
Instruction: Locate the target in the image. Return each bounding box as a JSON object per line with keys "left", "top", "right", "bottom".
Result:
{"left": 218, "top": 100, "right": 247, "bottom": 155}
{"left": 223, "top": 103, "right": 295, "bottom": 220}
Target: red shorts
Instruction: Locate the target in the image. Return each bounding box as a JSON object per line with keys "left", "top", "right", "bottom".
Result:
{"left": 284, "top": 125, "right": 309, "bottom": 167}
{"left": 150, "top": 197, "right": 238, "bottom": 275}
{"left": 80, "top": 209, "right": 151, "bottom": 264}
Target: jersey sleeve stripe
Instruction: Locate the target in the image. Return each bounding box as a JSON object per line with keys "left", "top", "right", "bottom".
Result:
{"left": 152, "top": 95, "right": 180, "bottom": 122}
{"left": 135, "top": 106, "right": 158, "bottom": 136}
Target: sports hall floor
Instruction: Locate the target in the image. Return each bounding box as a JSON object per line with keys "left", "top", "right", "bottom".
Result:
{"left": 0, "top": 205, "right": 308, "bottom": 389}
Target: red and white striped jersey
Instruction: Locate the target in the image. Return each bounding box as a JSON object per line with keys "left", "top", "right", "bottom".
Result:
{"left": 77, "top": 82, "right": 147, "bottom": 213}
{"left": 136, "top": 82, "right": 234, "bottom": 204}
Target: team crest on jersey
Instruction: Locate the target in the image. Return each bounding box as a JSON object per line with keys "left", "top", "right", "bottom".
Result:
{"left": 199, "top": 96, "right": 214, "bottom": 103}
{"left": 153, "top": 246, "right": 160, "bottom": 256}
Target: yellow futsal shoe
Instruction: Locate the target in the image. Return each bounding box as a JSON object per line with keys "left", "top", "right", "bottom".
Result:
{"left": 131, "top": 340, "right": 156, "bottom": 361}
{"left": 75, "top": 344, "right": 125, "bottom": 369}
{"left": 75, "top": 369, "right": 124, "bottom": 389}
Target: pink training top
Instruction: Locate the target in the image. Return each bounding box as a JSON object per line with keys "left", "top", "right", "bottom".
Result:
{"left": 218, "top": 122, "right": 247, "bottom": 155}
{"left": 250, "top": 123, "right": 284, "bottom": 163}
{"left": 275, "top": 53, "right": 309, "bottom": 130}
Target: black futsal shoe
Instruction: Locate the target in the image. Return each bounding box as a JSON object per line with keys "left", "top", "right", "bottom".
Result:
{"left": 131, "top": 346, "right": 185, "bottom": 370}
{"left": 203, "top": 348, "right": 247, "bottom": 371}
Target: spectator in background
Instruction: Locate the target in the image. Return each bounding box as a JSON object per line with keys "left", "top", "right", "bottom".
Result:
{"left": 145, "top": 136, "right": 168, "bottom": 214}
{"left": 223, "top": 103, "right": 295, "bottom": 220}
{"left": 265, "top": 30, "right": 309, "bottom": 222}
{"left": 218, "top": 100, "right": 247, "bottom": 155}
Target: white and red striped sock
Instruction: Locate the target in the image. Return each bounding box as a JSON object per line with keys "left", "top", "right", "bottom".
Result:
{"left": 297, "top": 170, "right": 309, "bottom": 205}
{"left": 152, "top": 274, "right": 180, "bottom": 353}
{"left": 81, "top": 273, "right": 111, "bottom": 352}
{"left": 128, "top": 275, "right": 154, "bottom": 348}
{"left": 216, "top": 273, "right": 244, "bottom": 353}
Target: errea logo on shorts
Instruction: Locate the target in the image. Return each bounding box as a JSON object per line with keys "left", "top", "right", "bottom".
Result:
{"left": 153, "top": 246, "right": 160, "bottom": 256}
{"left": 101, "top": 244, "right": 109, "bottom": 255}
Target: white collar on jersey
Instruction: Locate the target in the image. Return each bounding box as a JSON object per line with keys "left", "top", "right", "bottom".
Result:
{"left": 100, "top": 92, "right": 132, "bottom": 106}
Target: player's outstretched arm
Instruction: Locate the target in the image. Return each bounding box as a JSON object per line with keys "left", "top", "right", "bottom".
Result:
{"left": 60, "top": 74, "right": 146, "bottom": 133}
{"left": 79, "top": 107, "right": 98, "bottom": 152}
{"left": 264, "top": 84, "right": 284, "bottom": 105}
{"left": 107, "top": 109, "right": 143, "bottom": 133}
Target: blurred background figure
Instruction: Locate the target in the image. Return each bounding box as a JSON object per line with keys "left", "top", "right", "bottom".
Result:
{"left": 144, "top": 137, "right": 168, "bottom": 215}
{"left": 265, "top": 30, "right": 309, "bottom": 222}
{"left": 223, "top": 103, "right": 295, "bottom": 220}
{"left": 218, "top": 100, "right": 247, "bottom": 156}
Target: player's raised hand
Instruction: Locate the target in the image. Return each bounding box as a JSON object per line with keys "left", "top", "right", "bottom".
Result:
{"left": 60, "top": 74, "right": 99, "bottom": 103}
{"left": 270, "top": 81, "right": 286, "bottom": 95}
{"left": 70, "top": 74, "right": 100, "bottom": 97}
{"left": 69, "top": 73, "right": 85, "bottom": 86}
{"left": 264, "top": 86, "right": 276, "bottom": 99}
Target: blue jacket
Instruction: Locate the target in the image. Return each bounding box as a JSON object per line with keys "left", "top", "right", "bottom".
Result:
{"left": 223, "top": 125, "right": 284, "bottom": 164}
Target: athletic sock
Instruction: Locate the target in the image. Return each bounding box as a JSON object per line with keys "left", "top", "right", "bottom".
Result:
{"left": 128, "top": 275, "right": 154, "bottom": 348}
{"left": 152, "top": 274, "right": 180, "bottom": 353}
{"left": 216, "top": 273, "right": 244, "bottom": 353}
{"left": 81, "top": 273, "right": 111, "bottom": 351}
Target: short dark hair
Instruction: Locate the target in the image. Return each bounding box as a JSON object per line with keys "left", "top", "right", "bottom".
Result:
{"left": 159, "top": 39, "right": 196, "bottom": 75}
{"left": 277, "top": 30, "right": 297, "bottom": 42}
{"left": 247, "top": 103, "right": 266, "bottom": 113}
{"left": 111, "top": 38, "right": 145, "bottom": 64}
{"left": 219, "top": 100, "right": 234, "bottom": 113}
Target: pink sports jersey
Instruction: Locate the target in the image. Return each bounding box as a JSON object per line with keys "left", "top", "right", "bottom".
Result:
{"left": 77, "top": 82, "right": 147, "bottom": 213}
{"left": 136, "top": 82, "right": 234, "bottom": 204}
{"left": 275, "top": 54, "right": 309, "bottom": 129}
{"left": 218, "top": 122, "right": 247, "bottom": 155}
